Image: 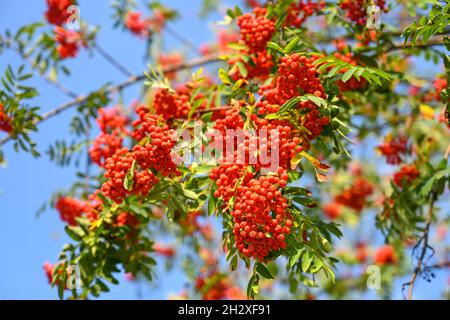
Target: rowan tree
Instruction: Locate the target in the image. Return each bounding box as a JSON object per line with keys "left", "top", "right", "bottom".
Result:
{"left": 0, "top": 0, "right": 449, "bottom": 300}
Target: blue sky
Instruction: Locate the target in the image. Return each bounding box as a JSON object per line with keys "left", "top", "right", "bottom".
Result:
{"left": 0, "top": 0, "right": 230, "bottom": 299}
{"left": 0, "top": 0, "right": 447, "bottom": 300}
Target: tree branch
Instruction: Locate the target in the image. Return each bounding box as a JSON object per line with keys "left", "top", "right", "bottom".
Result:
{"left": 93, "top": 43, "right": 133, "bottom": 77}
{"left": 0, "top": 52, "right": 225, "bottom": 147}
{"left": 388, "top": 38, "right": 448, "bottom": 52}
{"left": 406, "top": 191, "right": 437, "bottom": 300}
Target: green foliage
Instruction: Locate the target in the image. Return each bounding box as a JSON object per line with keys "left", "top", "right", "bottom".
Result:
{"left": 0, "top": 64, "right": 40, "bottom": 159}
{"left": 402, "top": 2, "right": 450, "bottom": 47}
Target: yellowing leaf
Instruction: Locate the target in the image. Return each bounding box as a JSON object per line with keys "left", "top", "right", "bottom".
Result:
{"left": 419, "top": 104, "right": 435, "bottom": 119}
{"left": 301, "top": 150, "right": 330, "bottom": 172}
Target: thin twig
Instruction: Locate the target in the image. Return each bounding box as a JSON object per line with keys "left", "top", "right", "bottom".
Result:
{"left": 406, "top": 191, "right": 437, "bottom": 300}
{"left": 10, "top": 42, "right": 79, "bottom": 99}
{"left": 164, "top": 24, "right": 201, "bottom": 56}
{"left": 388, "top": 38, "right": 447, "bottom": 52}
{"left": 94, "top": 43, "right": 133, "bottom": 77}
{"left": 0, "top": 52, "right": 225, "bottom": 146}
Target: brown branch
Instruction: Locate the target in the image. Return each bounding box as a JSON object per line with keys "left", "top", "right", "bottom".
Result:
{"left": 0, "top": 52, "right": 225, "bottom": 147}
{"left": 93, "top": 43, "right": 133, "bottom": 77}
{"left": 406, "top": 191, "right": 437, "bottom": 300}
{"left": 194, "top": 106, "right": 232, "bottom": 114}
{"left": 388, "top": 38, "right": 447, "bottom": 52}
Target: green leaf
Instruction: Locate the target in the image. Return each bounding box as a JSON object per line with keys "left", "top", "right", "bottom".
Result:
{"left": 284, "top": 37, "right": 299, "bottom": 54}
{"left": 123, "top": 160, "right": 136, "bottom": 191}
{"left": 208, "top": 190, "right": 216, "bottom": 215}
{"left": 218, "top": 68, "right": 231, "bottom": 85}
{"left": 255, "top": 262, "right": 274, "bottom": 279}
{"left": 236, "top": 61, "right": 248, "bottom": 78}
{"left": 267, "top": 41, "right": 286, "bottom": 54}
{"left": 301, "top": 251, "right": 314, "bottom": 272}
{"left": 65, "top": 226, "right": 83, "bottom": 241}
{"left": 341, "top": 68, "right": 357, "bottom": 83}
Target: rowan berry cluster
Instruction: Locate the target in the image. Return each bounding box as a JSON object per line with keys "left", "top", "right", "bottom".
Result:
{"left": 210, "top": 163, "right": 253, "bottom": 202}
{"left": 374, "top": 244, "right": 397, "bottom": 266}
{"left": 340, "top": 0, "right": 386, "bottom": 26}
{"left": 231, "top": 170, "right": 292, "bottom": 260}
{"left": 90, "top": 107, "right": 128, "bottom": 167}
{"left": 322, "top": 202, "right": 342, "bottom": 220}
{"left": 125, "top": 11, "right": 149, "bottom": 37}
{"left": 55, "top": 196, "right": 86, "bottom": 226}
{"left": 176, "top": 211, "right": 203, "bottom": 235}
{"left": 89, "top": 132, "right": 123, "bottom": 167}
{"left": 393, "top": 164, "right": 420, "bottom": 187}
{"left": 334, "top": 177, "right": 373, "bottom": 212}
{"left": 84, "top": 191, "right": 103, "bottom": 222}
{"left": 377, "top": 136, "right": 408, "bottom": 165}
{"left": 45, "top": 0, "right": 73, "bottom": 26}
{"left": 356, "top": 242, "right": 368, "bottom": 263}
{"left": 229, "top": 7, "right": 276, "bottom": 80}
{"left": 0, "top": 104, "right": 13, "bottom": 133}
{"left": 228, "top": 50, "right": 274, "bottom": 81}
{"left": 333, "top": 52, "right": 367, "bottom": 92}
{"left": 195, "top": 273, "right": 244, "bottom": 300}
{"left": 115, "top": 212, "right": 140, "bottom": 228}
{"left": 101, "top": 147, "right": 159, "bottom": 204}
{"left": 43, "top": 262, "right": 65, "bottom": 286}
{"left": 237, "top": 8, "right": 275, "bottom": 53}
{"left": 284, "top": 0, "right": 325, "bottom": 28}
{"left": 131, "top": 106, "right": 180, "bottom": 176}
{"left": 434, "top": 78, "right": 447, "bottom": 102}
{"left": 153, "top": 243, "right": 176, "bottom": 257}
{"left": 54, "top": 26, "right": 84, "bottom": 59}
{"left": 257, "top": 53, "right": 329, "bottom": 142}
{"left": 153, "top": 89, "right": 191, "bottom": 122}
{"left": 157, "top": 53, "right": 183, "bottom": 80}
{"left": 96, "top": 107, "right": 129, "bottom": 134}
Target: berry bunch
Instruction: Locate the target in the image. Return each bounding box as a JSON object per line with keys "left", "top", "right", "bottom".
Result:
{"left": 374, "top": 244, "right": 397, "bottom": 266}
{"left": 322, "top": 202, "right": 342, "bottom": 220}
{"left": 54, "top": 27, "right": 84, "bottom": 59}
{"left": 257, "top": 53, "right": 329, "bottom": 142}
{"left": 0, "top": 104, "right": 13, "bottom": 133}
{"left": 45, "top": 0, "right": 73, "bottom": 26}
{"left": 101, "top": 147, "right": 159, "bottom": 204}
{"left": 89, "top": 132, "right": 123, "bottom": 167}
{"left": 153, "top": 89, "right": 191, "bottom": 121}
{"left": 195, "top": 273, "right": 244, "bottom": 300}
{"left": 125, "top": 11, "right": 149, "bottom": 37}
{"left": 55, "top": 196, "right": 86, "bottom": 226}
{"left": 356, "top": 242, "right": 368, "bottom": 263}
{"left": 210, "top": 163, "right": 254, "bottom": 202}
{"left": 231, "top": 170, "right": 292, "bottom": 260}
{"left": 90, "top": 107, "right": 128, "bottom": 167}
{"left": 96, "top": 107, "right": 129, "bottom": 134}
{"left": 236, "top": 8, "right": 275, "bottom": 53}
{"left": 334, "top": 177, "right": 373, "bottom": 212}
{"left": 228, "top": 50, "right": 274, "bottom": 81}
{"left": 434, "top": 78, "right": 447, "bottom": 102}
{"left": 377, "top": 136, "right": 408, "bottom": 165}
{"left": 131, "top": 106, "right": 180, "bottom": 176}
{"left": 115, "top": 212, "right": 140, "bottom": 228}
{"left": 153, "top": 243, "right": 176, "bottom": 257}
{"left": 285, "top": 0, "right": 325, "bottom": 28}
{"left": 84, "top": 191, "right": 103, "bottom": 222}
{"left": 157, "top": 53, "right": 183, "bottom": 80}
{"left": 43, "top": 262, "right": 65, "bottom": 287}
{"left": 340, "top": 0, "right": 386, "bottom": 26}
{"left": 393, "top": 164, "right": 420, "bottom": 187}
